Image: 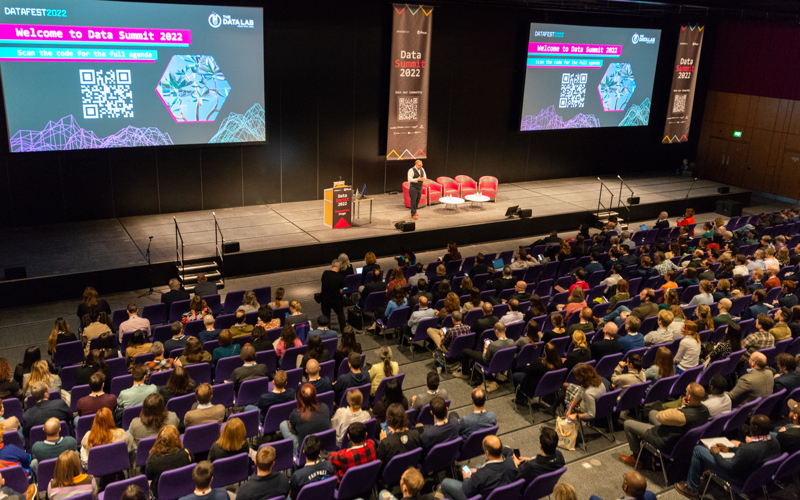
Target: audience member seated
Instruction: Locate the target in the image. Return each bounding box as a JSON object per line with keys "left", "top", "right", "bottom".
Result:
{"left": 409, "top": 279, "right": 433, "bottom": 308}
{"left": 371, "top": 379, "right": 408, "bottom": 425}
{"left": 198, "top": 315, "right": 221, "bottom": 345}
{"left": 23, "top": 382, "right": 72, "bottom": 439}
{"left": 146, "top": 342, "right": 180, "bottom": 378}
{"left": 675, "top": 415, "right": 779, "bottom": 500}
{"left": 208, "top": 417, "right": 248, "bottom": 462}
{"left": 706, "top": 323, "right": 742, "bottom": 364}
{"left": 285, "top": 300, "right": 309, "bottom": 328}
{"left": 418, "top": 396, "right": 458, "bottom": 458}
{"left": 564, "top": 331, "right": 592, "bottom": 372}
{"left": 728, "top": 352, "right": 773, "bottom": 407}
{"left": 674, "top": 321, "right": 701, "bottom": 374}
{"left": 289, "top": 435, "right": 335, "bottom": 499}
{"left": 606, "top": 280, "right": 630, "bottom": 314}
{"left": 0, "top": 358, "right": 23, "bottom": 401}
{"left": 459, "top": 322, "right": 514, "bottom": 385}
{"left": 308, "top": 315, "right": 337, "bottom": 342}
{"left": 334, "top": 352, "right": 370, "bottom": 403}
{"left": 459, "top": 388, "right": 496, "bottom": 441}
{"left": 22, "top": 359, "right": 63, "bottom": 402}
{"left": 158, "top": 365, "right": 195, "bottom": 403}
{"left": 184, "top": 383, "right": 225, "bottom": 428}
{"left": 369, "top": 346, "right": 399, "bottom": 396}
{"left": 564, "top": 363, "right": 606, "bottom": 424}
{"left": 377, "top": 403, "right": 422, "bottom": 463}
{"left": 193, "top": 273, "right": 218, "bottom": 298}
{"left": 76, "top": 372, "right": 117, "bottom": 418}
{"left": 48, "top": 450, "right": 98, "bottom": 500}
{"left": 440, "top": 435, "right": 516, "bottom": 500}
{"left": 256, "top": 306, "right": 281, "bottom": 335}
{"left": 740, "top": 289, "right": 770, "bottom": 320}
{"left": 255, "top": 370, "right": 296, "bottom": 423}
{"left": 645, "top": 347, "right": 675, "bottom": 382}
{"left": 300, "top": 335, "right": 330, "bottom": 373}
{"left": 377, "top": 468, "right": 432, "bottom": 500}
{"left": 408, "top": 262, "right": 426, "bottom": 287}
{"left": 77, "top": 286, "right": 112, "bottom": 321}
{"left": 163, "top": 322, "right": 189, "bottom": 355}
{"left": 276, "top": 324, "right": 303, "bottom": 362}
{"left": 30, "top": 417, "right": 77, "bottom": 475}
{"left": 125, "top": 330, "right": 153, "bottom": 366}
{"left": 567, "top": 308, "right": 595, "bottom": 337}
{"left": 411, "top": 371, "right": 448, "bottom": 412}
{"left": 591, "top": 323, "right": 621, "bottom": 362}
{"left": 47, "top": 318, "right": 79, "bottom": 359}
{"left": 280, "top": 383, "right": 331, "bottom": 455}
{"left": 328, "top": 422, "right": 377, "bottom": 481}
{"left": 620, "top": 382, "right": 708, "bottom": 468}
{"left": 542, "top": 313, "right": 568, "bottom": 343}
{"left": 230, "top": 345, "right": 268, "bottom": 393}
{"left": 129, "top": 393, "right": 179, "bottom": 447}
{"left": 161, "top": 279, "right": 190, "bottom": 312}
{"left": 487, "top": 266, "right": 516, "bottom": 296}
{"left": 644, "top": 311, "right": 674, "bottom": 346}
{"left": 770, "top": 308, "right": 792, "bottom": 341}
{"left": 249, "top": 326, "right": 273, "bottom": 354}
{"left": 177, "top": 460, "right": 228, "bottom": 500}
{"left": 499, "top": 298, "right": 524, "bottom": 325}
{"left": 774, "top": 353, "right": 800, "bottom": 394}
{"left": 238, "top": 291, "right": 260, "bottom": 314}
{"left": 611, "top": 354, "right": 645, "bottom": 391}
{"left": 776, "top": 399, "right": 800, "bottom": 455}
{"left": 182, "top": 296, "right": 211, "bottom": 324}
{"left": 0, "top": 423, "right": 31, "bottom": 476}
{"left": 741, "top": 314, "right": 776, "bottom": 360}
{"left": 177, "top": 337, "right": 212, "bottom": 367}
{"left": 79, "top": 407, "right": 133, "bottom": 469}
{"left": 774, "top": 281, "right": 798, "bottom": 309}
{"left": 470, "top": 303, "right": 500, "bottom": 338}
{"left": 331, "top": 389, "right": 371, "bottom": 446}
{"left": 212, "top": 331, "right": 240, "bottom": 367}
{"left": 145, "top": 425, "right": 194, "bottom": 497}
{"left": 73, "top": 350, "right": 111, "bottom": 393}
{"left": 512, "top": 427, "right": 564, "bottom": 484}
{"left": 305, "top": 359, "right": 333, "bottom": 395}
{"left": 601, "top": 289, "right": 658, "bottom": 327}
{"left": 703, "top": 375, "right": 732, "bottom": 418}
{"left": 427, "top": 309, "right": 469, "bottom": 356}
{"left": 230, "top": 311, "right": 254, "bottom": 339}
{"left": 619, "top": 317, "right": 645, "bottom": 354}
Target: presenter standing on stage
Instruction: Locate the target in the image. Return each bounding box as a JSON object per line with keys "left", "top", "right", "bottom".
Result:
{"left": 408, "top": 160, "right": 427, "bottom": 220}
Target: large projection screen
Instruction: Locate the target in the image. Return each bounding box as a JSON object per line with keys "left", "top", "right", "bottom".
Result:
{"left": 0, "top": 0, "right": 265, "bottom": 152}
{"left": 520, "top": 23, "right": 661, "bottom": 131}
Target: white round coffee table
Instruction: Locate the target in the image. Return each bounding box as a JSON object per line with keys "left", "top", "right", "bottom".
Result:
{"left": 439, "top": 196, "right": 465, "bottom": 212}
{"left": 465, "top": 193, "right": 490, "bottom": 210}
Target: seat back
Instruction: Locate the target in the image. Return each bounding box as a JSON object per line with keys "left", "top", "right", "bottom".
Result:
{"left": 136, "top": 436, "right": 157, "bottom": 467}
{"left": 373, "top": 374, "right": 405, "bottom": 403}
{"left": 87, "top": 440, "right": 131, "bottom": 477}
{"left": 210, "top": 453, "right": 250, "bottom": 488}
{"left": 215, "top": 356, "right": 244, "bottom": 384}
{"left": 670, "top": 365, "right": 703, "bottom": 397}
{"left": 223, "top": 291, "right": 246, "bottom": 314}
{"left": 723, "top": 398, "right": 762, "bottom": 434}
{"left": 734, "top": 453, "right": 787, "bottom": 495}
{"left": 122, "top": 404, "right": 143, "bottom": 431}
{"left": 0, "top": 466, "right": 30, "bottom": 495}
{"left": 296, "top": 477, "right": 337, "bottom": 500}
{"left": 337, "top": 460, "right": 382, "bottom": 500}
{"left": 76, "top": 414, "right": 94, "bottom": 444}
{"left": 484, "top": 347, "right": 516, "bottom": 375}
{"left": 1, "top": 398, "right": 23, "bottom": 423}
{"left": 614, "top": 381, "right": 652, "bottom": 414}
{"left": 591, "top": 389, "right": 622, "bottom": 422}
{"left": 662, "top": 421, "right": 708, "bottom": 460}
{"left": 235, "top": 376, "right": 269, "bottom": 407}
{"left": 53, "top": 340, "right": 85, "bottom": 367}
{"left": 486, "top": 480, "right": 526, "bottom": 500}
{"left": 101, "top": 475, "right": 149, "bottom": 500}
{"left": 262, "top": 400, "right": 298, "bottom": 434}
{"left": 70, "top": 384, "right": 92, "bottom": 413}
{"left": 751, "top": 389, "right": 786, "bottom": 419}
{"left": 773, "top": 449, "right": 800, "bottom": 484}
{"left": 696, "top": 359, "right": 727, "bottom": 387}
{"left": 522, "top": 467, "right": 567, "bottom": 500}
{"left": 253, "top": 286, "right": 272, "bottom": 306}
{"left": 36, "top": 457, "right": 58, "bottom": 495}
{"left": 149, "top": 369, "right": 173, "bottom": 387}
{"left": 183, "top": 362, "right": 211, "bottom": 385}
{"left": 458, "top": 425, "right": 499, "bottom": 462}
{"left": 642, "top": 375, "right": 679, "bottom": 405}
{"left": 182, "top": 421, "right": 220, "bottom": 455}
{"left": 531, "top": 368, "right": 568, "bottom": 398}
{"left": 282, "top": 345, "right": 308, "bottom": 370}
{"left": 157, "top": 463, "right": 196, "bottom": 500}
{"left": 420, "top": 438, "right": 461, "bottom": 476}
{"left": 166, "top": 393, "right": 197, "bottom": 421}
{"left": 2, "top": 431, "right": 23, "bottom": 449}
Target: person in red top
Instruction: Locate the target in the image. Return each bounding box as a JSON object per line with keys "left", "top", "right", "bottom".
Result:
{"left": 76, "top": 372, "right": 117, "bottom": 417}
{"left": 568, "top": 269, "right": 590, "bottom": 293}
{"left": 327, "top": 421, "right": 376, "bottom": 481}
{"left": 763, "top": 266, "right": 781, "bottom": 290}
{"left": 677, "top": 208, "right": 696, "bottom": 235}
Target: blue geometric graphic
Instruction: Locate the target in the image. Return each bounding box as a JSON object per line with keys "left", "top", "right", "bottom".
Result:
{"left": 597, "top": 63, "right": 636, "bottom": 112}
{"left": 619, "top": 98, "right": 651, "bottom": 127}
{"left": 156, "top": 55, "right": 231, "bottom": 123}
{"left": 209, "top": 104, "right": 266, "bottom": 143}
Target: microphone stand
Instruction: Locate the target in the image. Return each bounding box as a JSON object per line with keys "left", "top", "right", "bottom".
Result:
{"left": 139, "top": 236, "right": 155, "bottom": 298}
{"left": 685, "top": 178, "right": 698, "bottom": 200}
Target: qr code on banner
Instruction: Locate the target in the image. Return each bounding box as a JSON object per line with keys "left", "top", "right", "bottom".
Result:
{"left": 559, "top": 73, "right": 588, "bottom": 108}
{"left": 398, "top": 97, "right": 418, "bottom": 121}
{"left": 673, "top": 94, "right": 687, "bottom": 114}
{"left": 80, "top": 69, "right": 133, "bottom": 119}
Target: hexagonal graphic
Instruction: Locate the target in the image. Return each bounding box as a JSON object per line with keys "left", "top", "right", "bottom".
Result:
{"left": 156, "top": 55, "right": 231, "bottom": 123}
{"left": 597, "top": 63, "right": 636, "bottom": 112}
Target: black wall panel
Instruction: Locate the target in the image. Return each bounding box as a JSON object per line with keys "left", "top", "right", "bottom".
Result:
{"left": 0, "top": 0, "right": 698, "bottom": 228}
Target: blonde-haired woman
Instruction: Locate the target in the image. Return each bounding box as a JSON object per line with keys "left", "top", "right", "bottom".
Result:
{"left": 208, "top": 417, "right": 248, "bottom": 461}
{"left": 368, "top": 346, "right": 399, "bottom": 395}
{"left": 237, "top": 291, "right": 260, "bottom": 314}
{"left": 79, "top": 407, "right": 133, "bottom": 469}
{"left": 564, "top": 331, "right": 591, "bottom": 371}
{"left": 553, "top": 483, "right": 577, "bottom": 500}
{"left": 674, "top": 320, "right": 701, "bottom": 374}
{"left": 285, "top": 300, "right": 309, "bottom": 327}
{"left": 47, "top": 318, "right": 78, "bottom": 359}
{"left": 22, "top": 360, "right": 66, "bottom": 406}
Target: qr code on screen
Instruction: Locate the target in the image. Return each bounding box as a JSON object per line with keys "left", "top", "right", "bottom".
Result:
{"left": 559, "top": 73, "right": 588, "bottom": 108}
{"left": 398, "top": 97, "right": 418, "bottom": 121}
{"left": 80, "top": 69, "right": 133, "bottom": 119}
{"left": 673, "top": 94, "right": 687, "bottom": 114}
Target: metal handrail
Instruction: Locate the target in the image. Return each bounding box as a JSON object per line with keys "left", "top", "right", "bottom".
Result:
{"left": 617, "top": 175, "right": 635, "bottom": 225}
{"left": 174, "top": 217, "right": 185, "bottom": 285}
{"left": 596, "top": 177, "right": 615, "bottom": 224}
{"left": 212, "top": 212, "right": 225, "bottom": 286}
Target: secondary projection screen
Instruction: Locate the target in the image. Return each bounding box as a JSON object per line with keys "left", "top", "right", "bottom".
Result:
{"left": 520, "top": 23, "right": 660, "bottom": 131}
{"left": 0, "top": 0, "right": 265, "bottom": 152}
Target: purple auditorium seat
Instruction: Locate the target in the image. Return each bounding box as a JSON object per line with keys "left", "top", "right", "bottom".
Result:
{"left": 334, "top": 460, "right": 381, "bottom": 500}
{"left": 87, "top": 441, "right": 131, "bottom": 477}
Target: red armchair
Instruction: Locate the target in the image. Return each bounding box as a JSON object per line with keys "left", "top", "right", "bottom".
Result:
{"left": 436, "top": 177, "right": 460, "bottom": 197}
{"left": 478, "top": 176, "right": 498, "bottom": 201}
{"left": 402, "top": 181, "right": 443, "bottom": 208}
{"left": 455, "top": 175, "right": 477, "bottom": 197}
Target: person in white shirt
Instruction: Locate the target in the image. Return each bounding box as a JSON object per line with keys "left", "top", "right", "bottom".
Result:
{"left": 330, "top": 389, "right": 370, "bottom": 446}
{"left": 674, "top": 321, "right": 701, "bottom": 373}
{"left": 118, "top": 303, "right": 151, "bottom": 342}
{"left": 498, "top": 299, "right": 524, "bottom": 326}
{"left": 408, "top": 296, "right": 436, "bottom": 337}
{"left": 601, "top": 264, "right": 624, "bottom": 292}
{"left": 407, "top": 263, "right": 426, "bottom": 288}
{"left": 746, "top": 250, "right": 766, "bottom": 273}
{"left": 763, "top": 248, "right": 780, "bottom": 270}
{"left": 733, "top": 254, "right": 749, "bottom": 276}
{"left": 703, "top": 375, "right": 732, "bottom": 417}
{"left": 407, "top": 160, "right": 427, "bottom": 219}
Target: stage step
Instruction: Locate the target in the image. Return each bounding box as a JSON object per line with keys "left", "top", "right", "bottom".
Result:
{"left": 184, "top": 279, "right": 224, "bottom": 293}
{"left": 179, "top": 261, "right": 219, "bottom": 273}
{"left": 596, "top": 210, "right": 620, "bottom": 218}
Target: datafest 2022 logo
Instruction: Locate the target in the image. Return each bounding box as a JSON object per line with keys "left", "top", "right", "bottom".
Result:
{"left": 208, "top": 10, "right": 254, "bottom": 29}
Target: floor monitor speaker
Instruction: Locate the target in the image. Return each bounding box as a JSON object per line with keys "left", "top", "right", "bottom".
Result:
{"left": 394, "top": 221, "right": 415, "bottom": 232}
{"left": 223, "top": 241, "right": 240, "bottom": 253}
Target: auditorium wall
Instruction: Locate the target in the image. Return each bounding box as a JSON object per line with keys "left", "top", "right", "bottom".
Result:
{"left": 695, "top": 20, "right": 800, "bottom": 200}
{"left": 0, "top": 0, "right": 697, "bottom": 228}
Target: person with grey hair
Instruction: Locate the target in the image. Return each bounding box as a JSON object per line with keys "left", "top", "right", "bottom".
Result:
{"left": 320, "top": 259, "right": 346, "bottom": 331}
{"left": 160, "top": 278, "right": 190, "bottom": 311}
{"left": 655, "top": 211, "right": 669, "bottom": 229}
{"left": 237, "top": 291, "right": 260, "bottom": 313}
{"left": 193, "top": 273, "right": 218, "bottom": 298}
{"left": 22, "top": 382, "right": 72, "bottom": 439}
{"left": 620, "top": 231, "right": 635, "bottom": 250}
{"left": 146, "top": 342, "right": 180, "bottom": 377}
{"left": 337, "top": 253, "right": 353, "bottom": 277}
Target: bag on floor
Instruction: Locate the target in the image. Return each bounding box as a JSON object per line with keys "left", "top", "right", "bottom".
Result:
{"left": 555, "top": 416, "right": 578, "bottom": 451}
{"left": 347, "top": 307, "right": 364, "bottom": 330}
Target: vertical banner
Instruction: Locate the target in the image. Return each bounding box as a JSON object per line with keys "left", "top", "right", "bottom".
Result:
{"left": 386, "top": 4, "right": 433, "bottom": 160}
{"left": 662, "top": 25, "right": 704, "bottom": 144}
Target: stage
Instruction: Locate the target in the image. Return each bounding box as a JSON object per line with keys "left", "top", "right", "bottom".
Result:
{"left": 0, "top": 173, "right": 751, "bottom": 308}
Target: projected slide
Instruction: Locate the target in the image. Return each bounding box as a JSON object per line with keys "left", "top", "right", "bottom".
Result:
{"left": 520, "top": 23, "right": 660, "bottom": 131}
{"left": 0, "top": 0, "right": 265, "bottom": 152}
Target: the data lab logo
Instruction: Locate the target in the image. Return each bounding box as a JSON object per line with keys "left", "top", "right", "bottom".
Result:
{"left": 632, "top": 32, "right": 656, "bottom": 45}
{"left": 208, "top": 11, "right": 222, "bottom": 28}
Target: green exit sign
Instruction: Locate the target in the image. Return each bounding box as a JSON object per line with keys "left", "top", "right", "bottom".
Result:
{"left": 733, "top": 131, "right": 743, "bottom": 138}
